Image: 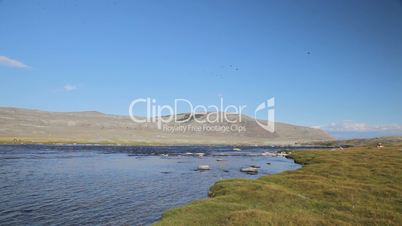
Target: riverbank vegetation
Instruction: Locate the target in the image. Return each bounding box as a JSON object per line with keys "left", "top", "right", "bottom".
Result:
{"left": 155, "top": 144, "right": 402, "bottom": 225}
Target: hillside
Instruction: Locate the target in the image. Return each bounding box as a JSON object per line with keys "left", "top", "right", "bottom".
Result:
{"left": 0, "top": 107, "right": 333, "bottom": 145}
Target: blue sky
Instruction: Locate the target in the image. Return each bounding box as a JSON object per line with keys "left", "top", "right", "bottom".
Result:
{"left": 0, "top": 0, "right": 401, "bottom": 137}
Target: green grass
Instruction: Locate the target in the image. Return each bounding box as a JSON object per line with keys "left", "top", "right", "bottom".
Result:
{"left": 155, "top": 145, "right": 402, "bottom": 225}
{"left": 303, "top": 136, "right": 402, "bottom": 147}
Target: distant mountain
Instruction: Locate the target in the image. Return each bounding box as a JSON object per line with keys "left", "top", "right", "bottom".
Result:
{"left": 0, "top": 107, "right": 333, "bottom": 145}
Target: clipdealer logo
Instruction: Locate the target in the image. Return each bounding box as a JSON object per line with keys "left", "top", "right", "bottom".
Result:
{"left": 128, "top": 97, "right": 275, "bottom": 133}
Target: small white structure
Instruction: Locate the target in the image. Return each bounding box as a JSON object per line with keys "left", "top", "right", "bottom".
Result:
{"left": 377, "top": 143, "right": 384, "bottom": 149}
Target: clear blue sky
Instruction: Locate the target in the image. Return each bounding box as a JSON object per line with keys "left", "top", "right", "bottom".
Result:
{"left": 0, "top": 0, "right": 401, "bottom": 128}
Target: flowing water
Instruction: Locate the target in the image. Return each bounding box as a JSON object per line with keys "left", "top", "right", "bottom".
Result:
{"left": 0, "top": 145, "right": 302, "bottom": 225}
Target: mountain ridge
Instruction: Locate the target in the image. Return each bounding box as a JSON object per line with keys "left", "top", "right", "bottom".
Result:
{"left": 0, "top": 107, "right": 333, "bottom": 145}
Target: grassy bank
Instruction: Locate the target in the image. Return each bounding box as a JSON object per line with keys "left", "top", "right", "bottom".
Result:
{"left": 155, "top": 145, "right": 402, "bottom": 225}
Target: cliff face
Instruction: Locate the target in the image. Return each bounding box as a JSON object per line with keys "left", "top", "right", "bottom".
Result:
{"left": 0, "top": 107, "right": 333, "bottom": 145}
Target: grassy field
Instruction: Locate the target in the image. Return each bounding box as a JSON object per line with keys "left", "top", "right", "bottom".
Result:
{"left": 155, "top": 145, "right": 402, "bottom": 225}
{"left": 303, "top": 136, "right": 402, "bottom": 147}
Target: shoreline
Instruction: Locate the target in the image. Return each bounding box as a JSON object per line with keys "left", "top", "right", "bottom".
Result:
{"left": 0, "top": 136, "right": 342, "bottom": 148}
{"left": 0, "top": 142, "right": 337, "bottom": 149}
{"left": 154, "top": 145, "right": 402, "bottom": 225}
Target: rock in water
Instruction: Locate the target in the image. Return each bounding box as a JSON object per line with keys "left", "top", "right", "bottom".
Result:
{"left": 197, "top": 165, "right": 210, "bottom": 170}
{"left": 240, "top": 167, "right": 258, "bottom": 173}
